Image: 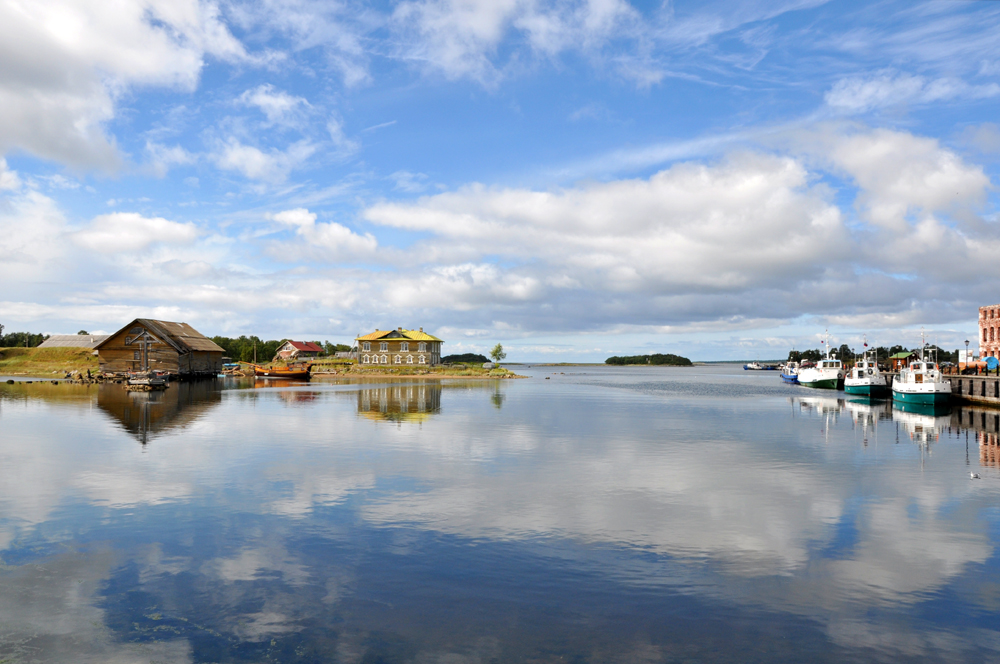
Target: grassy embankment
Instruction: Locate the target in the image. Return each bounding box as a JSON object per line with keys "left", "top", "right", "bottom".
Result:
{"left": 306, "top": 358, "right": 523, "bottom": 378}
{"left": 0, "top": 347, "right": 99, "bottom": 376}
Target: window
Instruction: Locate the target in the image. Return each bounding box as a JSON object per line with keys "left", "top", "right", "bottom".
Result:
{"left": 381, "top": 355, "right": 388, "bottom": 364}
{"left": 418, "top": 342, "right": 426, "bottom": 352}
{"left": 419, "top": 355, "right": 426, "bottom": 364}
{"left": 380, "top": 342, "right": 388, "bottom": 351}
{"left": 407, "top": 355, "right": 413, "bottom": 364}
{"left": 394, "top": 355, "right": 401, "bottom": 364}
{"left": 363, "top": 342, "right": 371, "bottom": 351}
{"left": 400, "top": 342, "right": 408, "bottom": 351}
{"left": 134, "top": 351, "right": 141, "bottom": 360}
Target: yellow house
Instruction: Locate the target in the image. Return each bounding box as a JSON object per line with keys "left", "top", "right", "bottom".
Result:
{"left": 355, "top": 327, "right": 443, "bottom": 366}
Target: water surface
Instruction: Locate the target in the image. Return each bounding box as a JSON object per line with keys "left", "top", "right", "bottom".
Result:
{"left": 2, "top": 366, "right": 999, "bottom": 663}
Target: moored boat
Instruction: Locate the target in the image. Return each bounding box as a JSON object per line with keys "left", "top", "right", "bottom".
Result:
{"left": 743, "top": 361, "right": 764, "bottom": 370}
{"left": 252, "top": 362, "right": 312, "bottom": 379}
{"left": 780, "top": 361, "right": 800, "bottom": 384}
{"left": 797, "top": 332, "right": 843, "bottom": 390}
{"left": 844, "top": 343, "right": 889, "bottom": 397}
{"left": 892, "top": 346, "right": 950, "bottom": 405}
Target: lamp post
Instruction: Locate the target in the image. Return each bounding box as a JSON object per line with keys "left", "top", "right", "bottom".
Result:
{"left": 965, "top": 339, "right": 970, "bottom": 372}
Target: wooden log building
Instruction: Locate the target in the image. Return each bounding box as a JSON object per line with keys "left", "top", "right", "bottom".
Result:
{"left": 96, "top": 318, "right": 225, "bottom": 377}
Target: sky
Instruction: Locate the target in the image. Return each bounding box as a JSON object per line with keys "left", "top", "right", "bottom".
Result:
{"left": 1, "top": 0, "right": 999, "bottom": 361}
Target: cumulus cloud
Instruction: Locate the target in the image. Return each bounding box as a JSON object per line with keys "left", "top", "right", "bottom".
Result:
{"left": 0, "top": 158, "right": 21, "bottom": 191}
{"left": 272, "top": 207, "right": 377, "bottom": 258}
{"left": 826, "top": 70, "right": 1000, "bottom": 113}
{"left": 0, "top": 0, "right": 248, "bottom": 169}
{"left": 72, "top": 212, "right": 200, "bottom": 253}
{"left": 213, "top": 138, "right": 316, "bottom": 183}
{"left": 239, "top": 83, "right": 311, "bottom": 126}
{"left": 144, "top": 141, "right": 196, "bottom": 177}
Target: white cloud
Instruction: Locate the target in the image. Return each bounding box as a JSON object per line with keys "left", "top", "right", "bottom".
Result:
{"left": 366, "top": 152, "right": 849, "bottom": 294}
{"left": 389, "top": 170, "right": 430, "bottom": 193}
{"left": 72, "top": 212, "right": 200, "bottom": 253}
{"left": 272, "top": 207, "right": 377, "bottom": 258}
{"left": 0, "top": 158, "right": 21, "bottom": 190}
{"left": 213, "top": 138, "right": 316, "bottom": 183}
{"left": 238, "top": 84, "right": 311, "bottom": 126}
{"left": 144, "top": 141, "right": 196, "bottom": 177}
{"left": 826, "top": 70, "right": 1000, "bottom": 113}
{"left": 0, "top": 0, "right": 248, "bottom": 169}
{"left": 326, "top": 117, "right": 360, "bottom": 158}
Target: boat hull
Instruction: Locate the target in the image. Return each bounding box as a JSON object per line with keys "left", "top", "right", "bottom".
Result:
{"left": 799, "top": 378, "right": 841, "bottom": 390}
{"left": 780, "top": 372, "right": 799, "bottom": 384}
{"left": 254, "top": 369, "right": 311, "bottom": 379}
{"left": 844, "top": 382, "right": 889, "bottom": 397}
{"left": 892, "top": 389, "right": 951, "bottom": 405}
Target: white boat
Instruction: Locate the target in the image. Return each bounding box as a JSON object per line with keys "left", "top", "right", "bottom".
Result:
{"left": 743, "top": 361, "right": 764, "bottom": 370}
{"left": 844, "top": 343, "right": 888, "bottom": 397}
{"left": 892, "top": 350, "right": 951, "bottom": 406}
{"left": 797, "top": 332, "right": 843, "bottom": 390}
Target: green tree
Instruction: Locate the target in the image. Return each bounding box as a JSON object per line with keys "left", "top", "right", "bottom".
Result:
{"left": 77, "top": 330, "right": 89, "bottom": 335}
{"left": 490, "top": 343, "right": 506, "bottom": 365}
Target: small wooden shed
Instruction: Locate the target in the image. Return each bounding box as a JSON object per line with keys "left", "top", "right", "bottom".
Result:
{"left": 96, "top": 318, "right": 225, "bottom": 377}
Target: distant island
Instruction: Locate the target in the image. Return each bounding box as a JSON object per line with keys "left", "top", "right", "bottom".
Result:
{"left": 442, "top": 353, "right": 489, "bottom": 363}
{"left": 605, "top": 353, "right": 693, "bottom": 366}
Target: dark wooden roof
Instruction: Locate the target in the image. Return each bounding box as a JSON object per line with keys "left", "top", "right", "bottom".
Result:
{"left": 96, "top": 318, "right": 225, "bottom": 353}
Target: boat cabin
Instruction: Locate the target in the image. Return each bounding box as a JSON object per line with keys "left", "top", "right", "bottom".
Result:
{"left": 819, "top": 360, "right": 841, "bottom": 369}
{"left": 901, "top": 361, "right": 939, "bottom": 383}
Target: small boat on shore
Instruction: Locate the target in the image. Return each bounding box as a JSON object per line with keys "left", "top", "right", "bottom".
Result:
{"left": 844, "top": 344, "right": 888, "bottom": 397}
{"left": 252, "top": 362, "right": 312, "bottom": 379}
{"left": 126, "top": 370, "right": 168, "bottom": 391}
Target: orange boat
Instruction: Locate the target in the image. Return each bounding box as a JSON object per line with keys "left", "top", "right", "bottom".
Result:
{"left": 251, "top": 362, "right": 312, "bottom": 379}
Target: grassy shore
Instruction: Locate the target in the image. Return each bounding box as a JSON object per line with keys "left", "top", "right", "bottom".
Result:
{"left": 0, "top": 347, "right": 99, "bottom": 376}
{"left": 312, "top": 362, "right": 525, "bottom": 379}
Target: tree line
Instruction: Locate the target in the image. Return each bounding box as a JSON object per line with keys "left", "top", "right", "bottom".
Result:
{"left": 605, "top": 353, "right": 693, "bottom": 366}
{"left": 0, "top": 323, "right": 49, "bottom": 348}
{"left": 788, "top": 344, "right": 958, "bottom": 363}
{"left": 210, "top": 336, "right": 352, "bottom": 363}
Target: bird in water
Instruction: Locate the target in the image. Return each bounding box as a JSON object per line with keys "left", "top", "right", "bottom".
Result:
{"left": 971, "top": 473, "right": 981, "bottom": 479}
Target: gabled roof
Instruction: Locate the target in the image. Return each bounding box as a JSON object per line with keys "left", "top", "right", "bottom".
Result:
{"left": 889, "top": 351, "right": 916, "bottom": 359}
{"left": 96, "top": 319, "right": 225, "bottom": 353}
{"left": 283, "top": 341, "right": 323, "bottom": 352}
{"left": 38, "top": 334, "right": 110, "bottom": 349}
{"left": 355, "top": 328, "right": 443, "bottom": 342}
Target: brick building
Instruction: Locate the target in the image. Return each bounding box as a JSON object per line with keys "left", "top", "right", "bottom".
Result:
{"left": 981, "top": 305, "right": 1000, "bottom": 358}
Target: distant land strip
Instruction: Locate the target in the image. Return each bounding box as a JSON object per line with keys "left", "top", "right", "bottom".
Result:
{"left": 605, "top": 353, "right": 693, "bottom": 366}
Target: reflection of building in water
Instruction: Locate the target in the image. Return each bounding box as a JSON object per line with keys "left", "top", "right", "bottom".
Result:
{"left": 952, "top": 405, "right": 1000, "bottom": 468}
{"left": 978, "top": 432, "right": 1000, "bottom": 468}
{"left": 96, "top": 381, "right": 222, "bottom": 444}
{"left": 357, "top": 384, "right": 442, "bottom": 422}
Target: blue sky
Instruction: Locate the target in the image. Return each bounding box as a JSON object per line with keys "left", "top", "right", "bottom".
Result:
{"left": 2, "top": 0, "right": 1000, "bottom": 360}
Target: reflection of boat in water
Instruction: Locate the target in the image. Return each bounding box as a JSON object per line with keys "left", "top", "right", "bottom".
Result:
{"left": 358, "top": 384, "right": 441, "bottom": 422}
{"left": 793, "top": 395, "right": 845, "bottom": 416}
{"left": 893, "top": 401, "right": 952, "bottom": 448}
{"left": 251, "top": 363, "right": 311, "bottom": 379}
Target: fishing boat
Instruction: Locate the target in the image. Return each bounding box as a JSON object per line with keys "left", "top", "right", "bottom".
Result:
{"left": 743, "top": 361, "right": 764, "bottom": 370}
{"left": 844, "top": 342, "right": 888, "bottom": 397}
{"left": 797, "top": 332, "right": 844, "bottom": 389}
{"left": 780, "top": 361, "right": 800, "bottom": 384}
{"left": 892, "top": 335, "right": 950, "bottom": 405}
{"left": 252, "top": 362, "right": 312, "bottom": 379}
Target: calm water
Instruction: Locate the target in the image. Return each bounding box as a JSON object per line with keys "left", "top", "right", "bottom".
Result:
{"left": 2, "top": 365, "right": 1000, "bottom": 663}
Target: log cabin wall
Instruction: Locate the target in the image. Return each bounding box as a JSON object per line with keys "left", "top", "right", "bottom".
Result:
{"left": 97, "top": 319, "right": 225, "bottom": 377}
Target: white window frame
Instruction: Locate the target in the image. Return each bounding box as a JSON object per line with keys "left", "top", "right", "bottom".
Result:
{"left": 394, "top": 355, "right": 401, "bottom": 364}
{"left": 400, "top": 342, "right": 408, "bottom": 351}
{"left": 381, "top": 354, "right": 388, "bottom": 364}
{"left": 419, "top": 355, "right": 426, "bottom": 364}
{"left": 380, "top": 342, "right": 388, "bottom": 351}
{"left": 418, "top": 342, "right": 427, "bottom": 352}
{"left": 407, "top": 355, "right": 413, "bottom": 364}
{"left": 363, "top": 342, "right": 371, "bottom": 351}
{"left": 363, "top": 355, "right": 370, "bottom": 364}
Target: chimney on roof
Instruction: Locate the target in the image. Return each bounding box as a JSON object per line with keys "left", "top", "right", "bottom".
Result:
{"left": 398, "top": 326, "right": 402, "bottom": 331}
{"left": 419, "top": 327, "right": 423, "bottom": 332}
